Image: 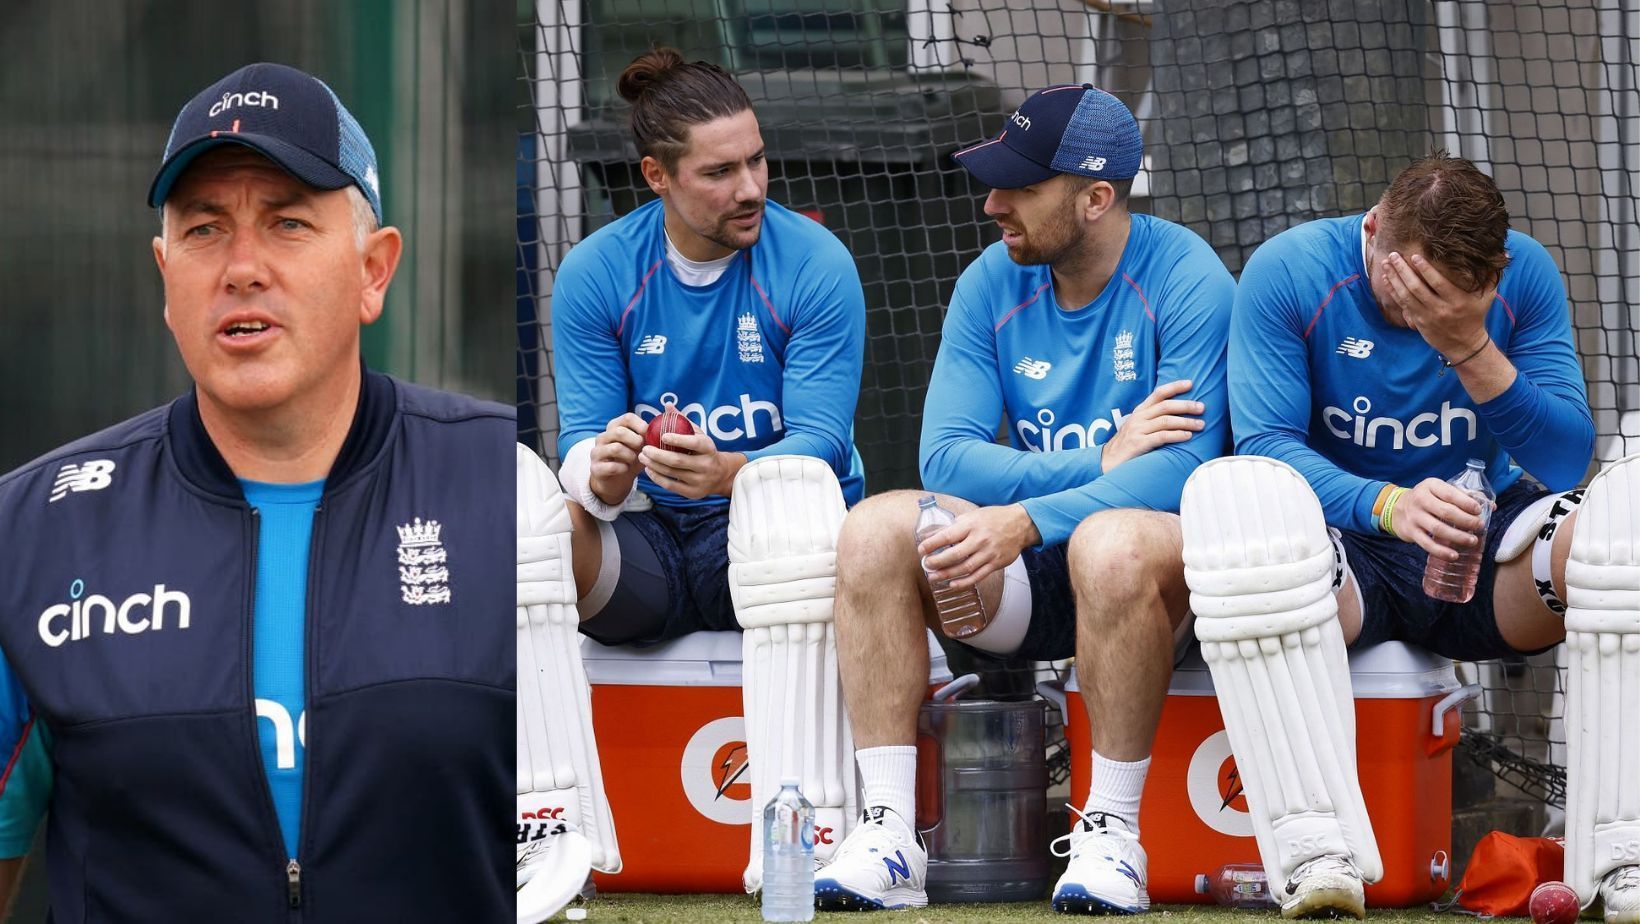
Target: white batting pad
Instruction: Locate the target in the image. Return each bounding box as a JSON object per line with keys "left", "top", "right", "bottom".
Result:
{"left": 728, "top": 456, "right": 855, "bottom": 892}
{"left": 1563, "top": 452, "right": 1640, "bottom": 906}
{"left": 517, "top": 444, "right": 621, "bottom": 874}
{"left": 1181, "top": 456, "right": 1382, "bottom": 898}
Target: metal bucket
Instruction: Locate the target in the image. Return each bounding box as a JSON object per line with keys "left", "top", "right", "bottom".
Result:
{"left": 915, "top": 675, "right": 1051, "bottom": 902}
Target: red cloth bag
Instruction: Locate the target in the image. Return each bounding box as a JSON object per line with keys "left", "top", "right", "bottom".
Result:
{"left": 1453, "top": 832, "right": 1565, "bottom": 917}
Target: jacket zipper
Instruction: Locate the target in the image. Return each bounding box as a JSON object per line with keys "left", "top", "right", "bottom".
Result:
{"left": 246, "top": 507, "right": 304, "bottom": 913}
{"left": 291, "top": 505, "right": 325, "bottom": 915}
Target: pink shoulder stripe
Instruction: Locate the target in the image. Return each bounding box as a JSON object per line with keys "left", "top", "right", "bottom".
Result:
{"left": 1303, "top": 273, "right": 1361, "bottom": 339}
{"left": 1121, "top": 273, "right": 1156, "bottom": 323}
{"left": 615, "top": 258, "right": 665, "bottom": 338}
{"left": 747, "top": 253, "right": 792, "bottom": 335}
{"left": 994, "top": 281, "right": 1053, "bottom": 332}
{"left": 0, "top": 714, "right": 35, "bottom": 797}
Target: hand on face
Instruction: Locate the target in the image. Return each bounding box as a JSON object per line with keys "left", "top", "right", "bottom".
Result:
{"left": 1380, "top": 250, "right": 1495, "bottom": 359}
{"left": 1100, "top": 379, "right": 1205, "bottom": 473}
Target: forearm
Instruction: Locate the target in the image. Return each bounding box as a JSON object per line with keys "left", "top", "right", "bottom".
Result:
{"left": 1472, "top": 368, "right": 1596, "bottom": 490}
{"left": 920, "top": 438, "right": 1102, "bottom": 507}
{"left": 1449, "top": 335, "right": 1514, "bottom": 403}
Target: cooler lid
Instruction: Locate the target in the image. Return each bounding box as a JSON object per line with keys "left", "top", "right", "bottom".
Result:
{"left": 1069, "top": 640, "right": 1461, "bottom": 698}
{"left": 581, "top": 628, "right": 954, "bottom": 687}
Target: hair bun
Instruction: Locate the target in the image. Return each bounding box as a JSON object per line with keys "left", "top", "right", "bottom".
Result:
{"left": 617, "top": 47, "right": 687, "bottom": 103}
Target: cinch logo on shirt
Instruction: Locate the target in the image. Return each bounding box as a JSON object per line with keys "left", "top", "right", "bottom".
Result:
{"left": 1321, "top": 396, "right": 1477, "bottom": 449}
{"left": 37, "top": 579, "right": 192, "bottom": 648}
{"left": 1015, "top": 406, "right": 1130, "bottom": 452}
{"left": 255, "top": 699, "right": 307, "bottom": 769}
{"left": 50, "top": 459, "right": 115, "bottom": 502}
{"left": 1013, "top": 357, "right": 1052, "bottom": 379}
{"left": 1335, "top": 337, "right": 1374, "bottom": 359}
{"left": 635, "top": 391, "right": 784, "bottom": 443}
{"left": 208, "top": 89, "right": 280, "bottom": 117}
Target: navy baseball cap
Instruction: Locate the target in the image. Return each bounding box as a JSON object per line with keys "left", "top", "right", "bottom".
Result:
{"left": 148, "top": 62, "right": 383, "bottom": 223}
{"left": 953, "top": 84, "right": 1142, "bottom": 189}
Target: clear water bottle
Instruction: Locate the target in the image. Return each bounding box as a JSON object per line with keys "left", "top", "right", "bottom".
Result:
{"left": 914, "top": 495, "right": 991, "bottom": 639}
{"left": 1422, "top": 458, "right": 1496, "bottom": 604}
{"left": 1195, "top": 863, "right": 1277, "bottom": 908}
{"left": 761, "top": 778, "right": 815, "bottom": 922}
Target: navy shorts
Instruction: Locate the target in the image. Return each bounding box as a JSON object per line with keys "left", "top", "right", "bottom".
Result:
{"left": 577, "top": 504, "right": 739, "bottom": 648}
{"left": 1013, "top": 543, "right": 1079, "bottom": 661}
{"left": 1344, "top": 480, "right": 1553, "bottom": 662}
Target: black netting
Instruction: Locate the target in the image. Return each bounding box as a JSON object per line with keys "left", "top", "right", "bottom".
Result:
{"left": 520, "top": 0, "right": 1640, "bottom": 808}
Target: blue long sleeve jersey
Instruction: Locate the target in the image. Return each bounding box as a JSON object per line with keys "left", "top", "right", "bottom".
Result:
{"left": 552, "top": 198, "right": 867, "bottom": 506}
{"left": 920, "top": 214, "right": 1236, "bottom": 547}
{"left": 1231, "top": 215, "right": 1594, "bottom": 533}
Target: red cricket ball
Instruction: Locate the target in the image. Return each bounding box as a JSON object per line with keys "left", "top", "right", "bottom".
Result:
{"left": 1529, "top": 881, "right": 1579, "bottom": 924}
{"left": 645, "top": 407, "right": 696, "bottom": 454}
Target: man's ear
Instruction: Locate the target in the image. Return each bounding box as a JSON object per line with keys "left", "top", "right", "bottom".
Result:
{"left": 358, "top": 226, "right": 404, "bottom": 325}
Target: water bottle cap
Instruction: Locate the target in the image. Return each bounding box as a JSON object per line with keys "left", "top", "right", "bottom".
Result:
{"left": 917, "top": 494, "right": 937, "bottom": 508}
{"left": 780, "top": 776, "right": 801, "bottom": 788}
{"left": 1466, "top": 458, "right": 1484, "bottom": 468}
{"left": 1195, "top": 873, "right": 1209, "bottom": 893}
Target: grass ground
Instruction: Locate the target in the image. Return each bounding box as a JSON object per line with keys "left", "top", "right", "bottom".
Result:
{"left": 563, "top": 895, "right": 1474, "bottom": 923}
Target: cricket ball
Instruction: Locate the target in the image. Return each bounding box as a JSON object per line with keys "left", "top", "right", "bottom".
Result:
{"left": 1529, "top": 880, "right": 1579, "bottom": 924}
{"left": 645, "top": 407, "right": 696, "bottom": 453}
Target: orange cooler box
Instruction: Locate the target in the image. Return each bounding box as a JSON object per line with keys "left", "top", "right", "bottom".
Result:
{"left": 583, "top": 630, "right": 952, "bottom": 893}
{"left": 1056, "top": 641, "right": 1477, "bottom": 906}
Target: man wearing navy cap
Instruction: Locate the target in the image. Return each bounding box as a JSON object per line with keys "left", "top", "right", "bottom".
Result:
{"left": 0, "top": 63, "right": 512, "bottom": 921}
{"left": 820, "top": 85, "right": 1234, "bottom": 915}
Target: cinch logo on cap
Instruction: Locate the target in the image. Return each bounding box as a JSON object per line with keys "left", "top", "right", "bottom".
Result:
{"left": 208, "top": 90, "right": 280, "bottom": 118}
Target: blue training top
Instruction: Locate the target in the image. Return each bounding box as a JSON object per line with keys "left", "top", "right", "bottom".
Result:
{"left": 1230, "top": 214, "right": 1594, "bottom": 533}
{"left": 552, "top": 198, "right": 867, "bottom": 506}
{"left": 242, "top": 478, "right": 324, "bottom": 860}
{"left": 920, "top": 213, "right": 1236, "bottom": 547}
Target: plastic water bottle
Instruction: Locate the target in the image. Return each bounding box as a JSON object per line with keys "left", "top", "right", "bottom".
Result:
{"left": 761, "top": 778, "right": 815, "bottom": 922}
{"left": 914, "top": 495, "right": 991, "bottom": 639}
{"left": 1422, "top": 458, "right": 1496, "bottom": 603}
{"left": 1195, "top": 863, "right": 1277, "bottom": 908}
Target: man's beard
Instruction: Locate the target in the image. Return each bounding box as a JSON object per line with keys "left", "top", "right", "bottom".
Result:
{"left": 704, "top": 204, "right": 764, "bottom": 253}
{"left": 1003, "top": 199, "right": 1080, "bottom": 266}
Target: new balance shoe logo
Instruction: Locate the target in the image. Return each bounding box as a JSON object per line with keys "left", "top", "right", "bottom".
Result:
{"left": 1013, "top": 357, "right": 1052, "bottom": 379}
{"left": 883, "top": 850, "right": 911, "bottom": 886}
{"left": 635, "top": 334, "right": 667, "bottom": 355}
{"left": 50, "top": 460, "right": 115, "bottom": 502}
{"left": 1079, "top": 155, "right": 1108, "bottom": 172}
{"left": 1336, "top": 336, "right": 1374, "bottom": 358}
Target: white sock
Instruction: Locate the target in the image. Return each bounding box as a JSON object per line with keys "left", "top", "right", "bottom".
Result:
{"left": 1083, "top": 749, "right": 1150, "bottom": 836}
{"left": 855, "top": 745, "right": 918, "bottom": 823}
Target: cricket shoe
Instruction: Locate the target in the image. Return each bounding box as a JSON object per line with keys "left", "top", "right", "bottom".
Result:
{"left": 516, "top": 819, "right": 592, "bottom": 924}
{"left": 1051, "top": 809, "right": 1150, "bottom": 914}
{"left": 1600, "top": 865, "right": 1640, "bottom": 924}
{"left": 813, "top": 806, "right": 928, "bottom": 911}
{"left": 1281, "top": 854, "right": 1364, "bottom": 920}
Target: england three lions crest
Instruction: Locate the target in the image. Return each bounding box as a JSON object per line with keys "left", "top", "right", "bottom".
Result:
{"left": 397, "top": 517, "right": 451, "bottom": 606}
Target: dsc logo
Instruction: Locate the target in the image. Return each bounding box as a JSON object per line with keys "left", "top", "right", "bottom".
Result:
{"left": 1322, "top": 397, "right": 1476, "bottom": 449}
{"left": 517, "top": 804, "right": 569, "bottom": 845}
{"left": 635, "top": 392, "right": 785, "bottom": 443}
{"left": 255, "top": 699, "right": 307, "bottom": 770}
{"left": 1612, "top": 840, "right": 1640, "bottom": 862}
{"left": 38, "top": 579, "right": 192, "bottom": 648}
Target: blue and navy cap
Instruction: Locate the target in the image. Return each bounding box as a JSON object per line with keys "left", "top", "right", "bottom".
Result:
{"left": 148, "top": 62, "right": 383, "bottom": 223}
{"left": 953, "top": 84, "right": 1142, "bottom": 189}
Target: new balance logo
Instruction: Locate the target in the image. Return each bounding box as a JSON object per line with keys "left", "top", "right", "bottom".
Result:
{"left": 883, "top": 850, "right": 911, "bottom": 886}
{"left": 1336, "top": 336, "right": 1374, "bottom": 358}
{"left": 50, "top": 460, "right": 115, "bottom": 502}
{"left": 1079, "top": 155, "right": 1107, "bottom": 172}
{"left": 1013, "top": 357, "right": 1052, "bottom": 380}
{"left": 635, "top": 334, "right": 667, "bottom": 355}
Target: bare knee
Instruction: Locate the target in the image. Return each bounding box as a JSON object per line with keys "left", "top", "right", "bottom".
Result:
{"left": 837, "top": 490, "right": 926, "bottom": 581}
{"left": 1067, "top": 509, "right": 1185, "bottom": 606}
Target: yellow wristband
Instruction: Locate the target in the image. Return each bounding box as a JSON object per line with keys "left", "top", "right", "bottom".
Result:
{"left": 1379, "top": 487, "right": 1408, "bottom": 537}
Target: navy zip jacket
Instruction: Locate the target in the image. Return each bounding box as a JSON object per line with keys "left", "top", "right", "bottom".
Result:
{"left": 0, "top": 369, "right": 513, "bottom": 922}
